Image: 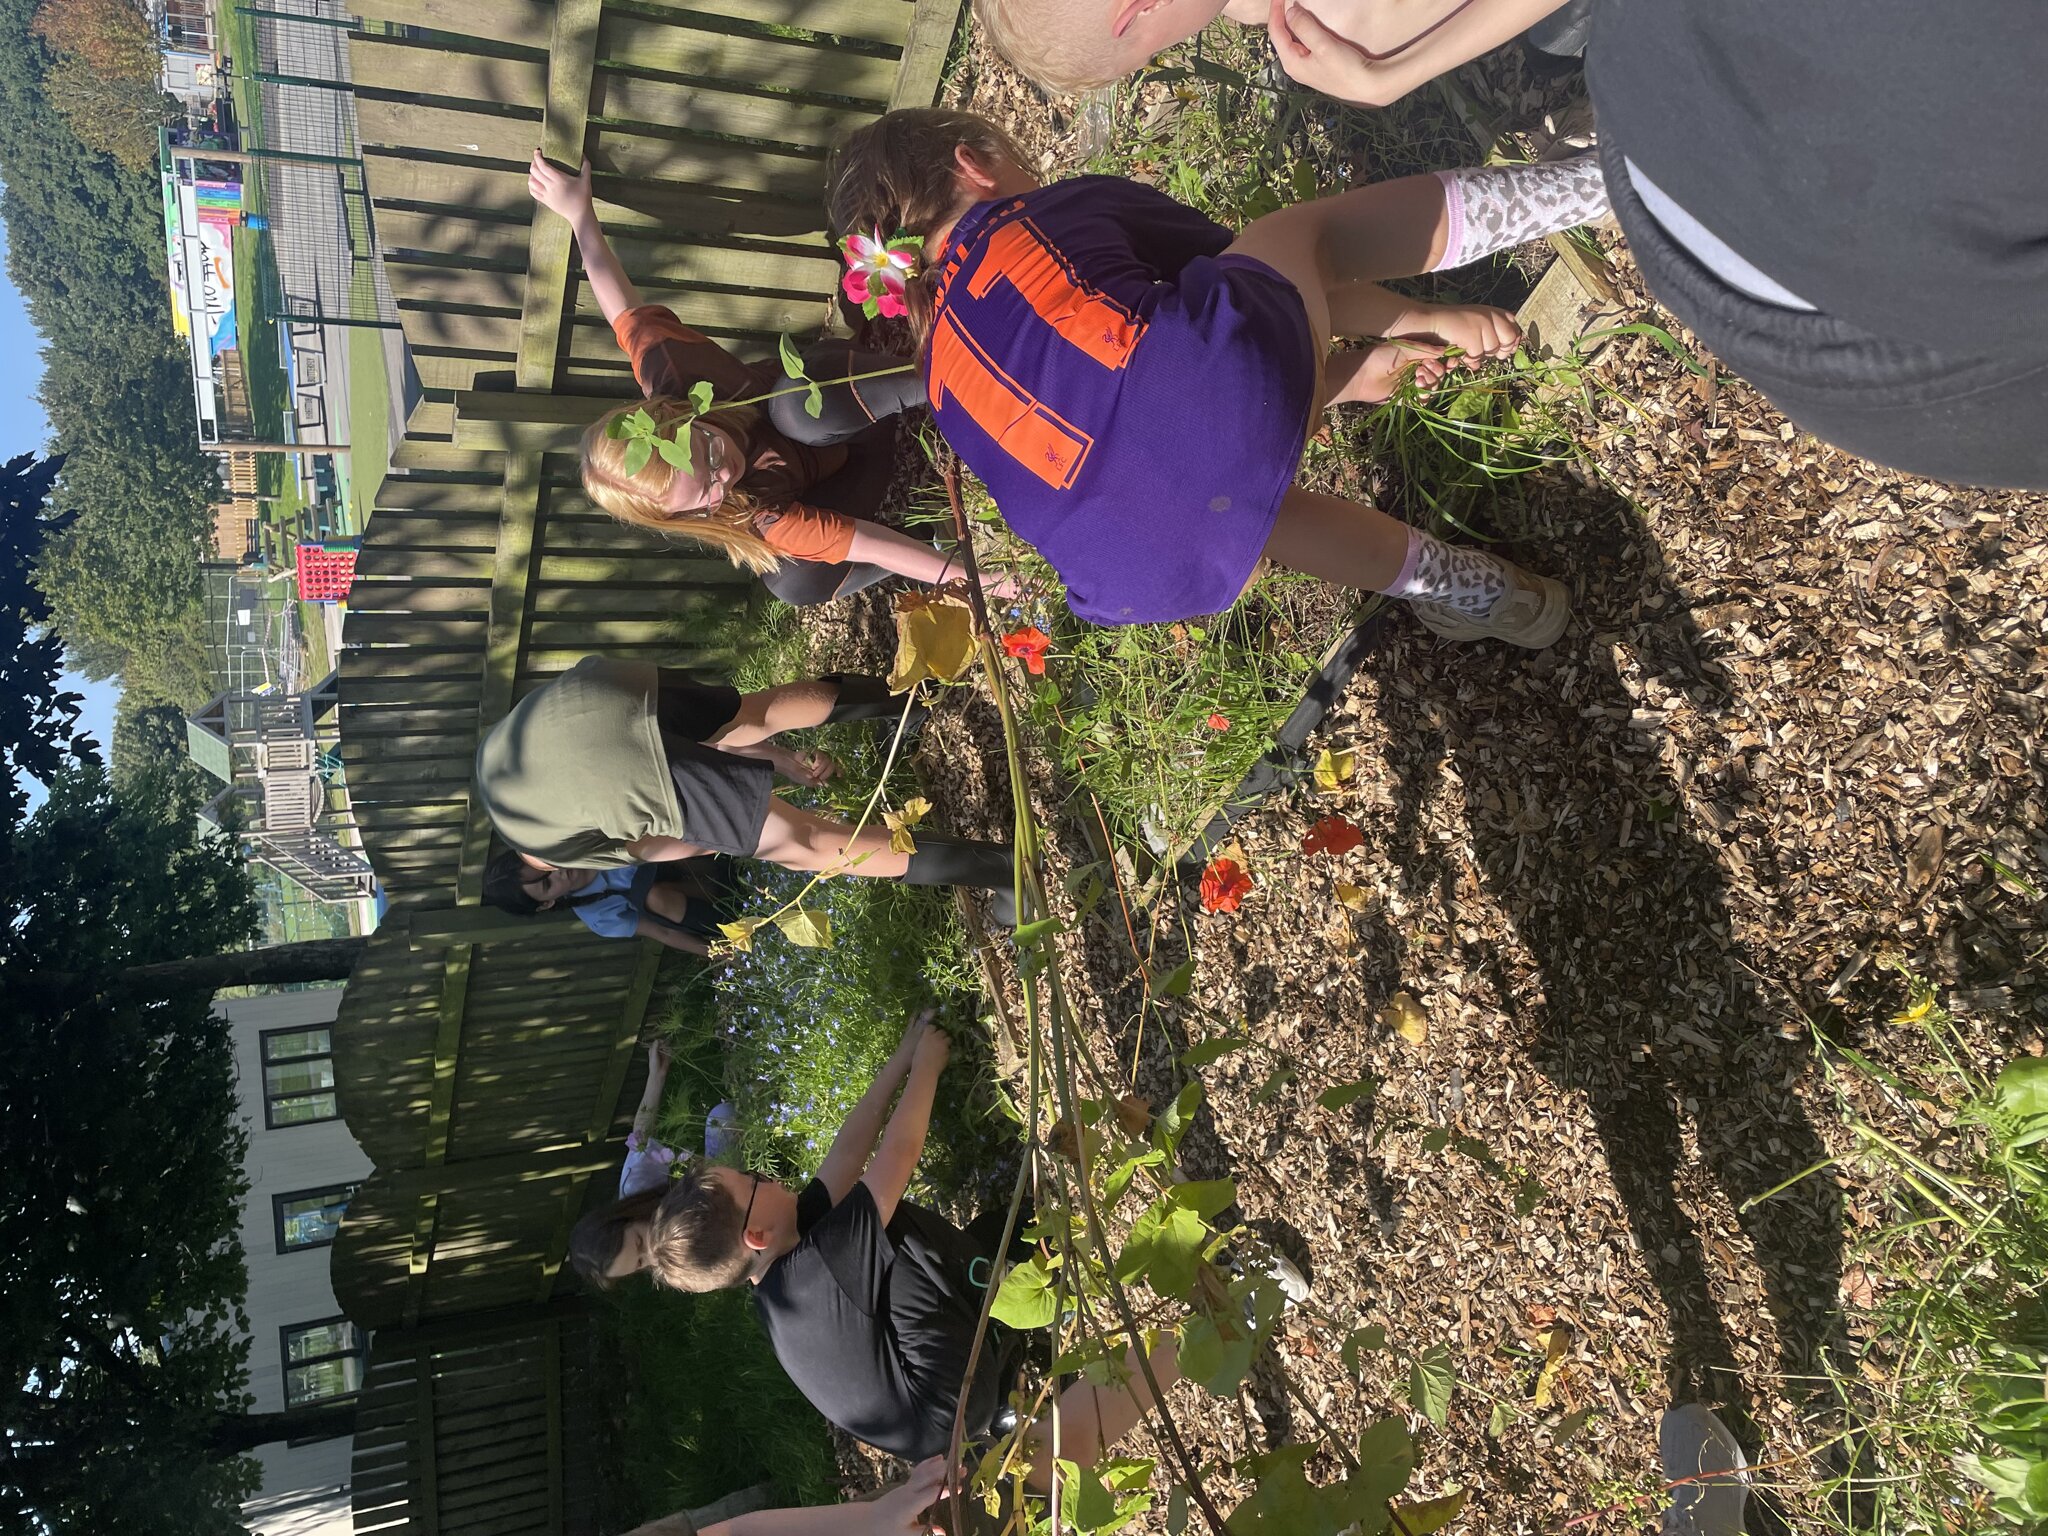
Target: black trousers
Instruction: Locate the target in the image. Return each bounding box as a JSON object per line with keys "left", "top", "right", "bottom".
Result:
{"left": 1599, "top": 133, "right": 2048, "bottom": 491}
{"left": 758, "top": 340, "right": 934, "bottom": 605}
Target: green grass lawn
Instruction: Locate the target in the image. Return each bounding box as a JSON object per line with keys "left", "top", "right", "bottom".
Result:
{"left": 298, "top": 597, "right": 334, "bottom": 681}
{"left": 344, "top": 284, "right": 391, "bottom": 528}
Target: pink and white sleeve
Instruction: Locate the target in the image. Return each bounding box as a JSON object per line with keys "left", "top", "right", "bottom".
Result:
{"left": 1428, "top": 152, "right": 1608, "bottom": 272}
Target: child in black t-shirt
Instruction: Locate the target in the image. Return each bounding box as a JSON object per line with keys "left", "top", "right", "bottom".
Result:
{"left": 649, "top": 1009, "right": 1185, "bottom": 1469}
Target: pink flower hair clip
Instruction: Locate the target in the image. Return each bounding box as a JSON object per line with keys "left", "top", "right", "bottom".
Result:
{"left": 839, "top": 227, "right": 923, "bottom": 320}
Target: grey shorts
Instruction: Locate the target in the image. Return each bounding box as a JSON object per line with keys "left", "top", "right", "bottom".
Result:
{"left": 654, "top": 673, "right": 772, "bottom": 856}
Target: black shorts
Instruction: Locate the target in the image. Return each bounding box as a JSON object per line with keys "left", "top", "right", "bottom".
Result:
{"left": 1600, "top": 134, "right": 2048, "bottom": 492}
{"left": 654, "top": 673, "right": 774, "bottom": 857}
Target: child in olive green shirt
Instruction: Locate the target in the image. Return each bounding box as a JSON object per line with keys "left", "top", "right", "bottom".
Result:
{"left": 475, "top": 658, "right": 1016, "bottom": 921}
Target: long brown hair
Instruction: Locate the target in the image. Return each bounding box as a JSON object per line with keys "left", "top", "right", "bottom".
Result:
{"left": 568, "top": 1184, "right": 666, "bottom": 1290}
{"left": 579, "top": 396, "right": 781, "bottom": 573}
{"left": 826, "top": 109, "right": 1032, "bottom": 344}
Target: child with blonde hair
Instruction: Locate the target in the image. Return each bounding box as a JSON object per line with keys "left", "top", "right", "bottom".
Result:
{"left": 826, "top": 109, "right": 1608, "bottom": 642}
{"left": 529, "top": 151, "right": 1011, "bottom": 607}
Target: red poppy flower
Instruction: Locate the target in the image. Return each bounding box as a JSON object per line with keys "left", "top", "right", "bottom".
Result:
{"left": 1200, "top": 857, "right": 1253, "bottom": 913}
{"left": 1206, "top": 713, "right": 1230, "bottom": 731}
{"left": 1002, "top": 626, "right": 1051, "bottom": 675}
{"left": 1302, "top": 815, "right": 1366, "bottom": 858}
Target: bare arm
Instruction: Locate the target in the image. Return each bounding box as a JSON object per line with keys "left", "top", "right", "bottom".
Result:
{"left": 529, "top": 150, "right": 644, "bottom": 323}
{"left": 813, "top": 1011, "right": 930, "bottom": 1202}
{"left": 846, "top": 525, "right": 1024, "bottom": 601}
{"left": 633, "top": 1040, "right": 672, "bottom": 1137}
{"left": 714, "top": 739, "right": 839, "bottom": 789}
{"left": 618, "top": 1459, "right": 948, "bottom": 1536}
{"left": 1273, "top": 0, "right": 1568, "bottom": 108}
{"left": 860, "top": 1024, "right": 949, "bottom": 1226}
{"left": 634, "top": 915, "right": 714, "bottom": 956}
{"left": 623, "top": 836, "right": 715, "bottom": 862}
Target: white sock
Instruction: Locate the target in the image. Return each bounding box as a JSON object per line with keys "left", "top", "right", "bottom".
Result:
{"left": 1384, "top": 526, "right": 1512, "bottom": 618}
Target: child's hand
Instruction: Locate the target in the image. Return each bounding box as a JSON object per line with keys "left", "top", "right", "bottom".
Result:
{"left": 980, "top": 569, "right": 1025, "bottom": 603}
{"left": 1406, "top": 302, "right": 1521, "bottom": 365}
{"left": 870, "top": 1458, "right": 952, "bottom": 1536}
{"left": 1268, "top": 3, "right": 1405, "bottom": 107}
{"left": 647, "top": 1038, "right": 672, "bottom": 1078}
{"left": 894, "top": 1006, "right": 939, "bottom": 1064}
{"left": 529, "top": 149, "right": 594, "bottom": 222}
{"left": 784, "top": 748, "right": 839, "bottom": 787}
{"left": 911, "top": 1020, "right": 951, "bottom": 1074}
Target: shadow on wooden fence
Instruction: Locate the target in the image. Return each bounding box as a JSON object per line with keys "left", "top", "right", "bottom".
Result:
{"left": 324, "top": 0, "right": 962, "bottom": 1528}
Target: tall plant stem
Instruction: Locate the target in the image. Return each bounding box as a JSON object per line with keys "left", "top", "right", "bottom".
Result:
{"left": 941, "top": 462, "right": 1233, "bottom": 1536}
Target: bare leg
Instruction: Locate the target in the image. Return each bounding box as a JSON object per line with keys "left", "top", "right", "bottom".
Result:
{"left": 1229, "top": 174, "right": 1454, "bottom": 309}
{"left": 1228, "top": 177, "right": 1519, "bottom": 394}
{"left": 1021, "top": 1336, "right": 1183, "bottom": 1494}
{"left": 751, "top": 798, "right": 910, "bottom": 880}
{"left": 1260, "top": 486, "right": 1412, "bottom": 593}
{"left": 711, "top": 680, "right": 839, "bottom": 749}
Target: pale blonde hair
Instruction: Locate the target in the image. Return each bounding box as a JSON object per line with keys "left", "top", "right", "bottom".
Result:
{"left": 579, "top": 395, "right": 780, "bottom": 574}
{"left": 973, "top": 0, "right": 1134, "bottom": 95}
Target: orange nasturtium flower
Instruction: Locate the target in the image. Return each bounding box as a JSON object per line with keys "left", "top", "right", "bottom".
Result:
{"left": 1002, "top": 626, "right": 1052, "bottom": 675}
{"left": 1206, "top": 713, "right": 1230, "bottom": 731}
{"left": 1301, "top": 815, "right": 1366, "bottom": 858}
{"left": 1199, "top": 857, "right": 1253, "bottom": 913}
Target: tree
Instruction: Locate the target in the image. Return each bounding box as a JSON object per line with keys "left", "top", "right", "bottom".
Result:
{"left": 31, "top": 0, "right": 166, "bottom": 168}
{"left": 2, "top": 457, "right": 318, "bottom": 1532}
{"left": 48, "top": 934, "right": 370, "bottom": 999}
{"left": 0, "top": 452, "right": 95, "bottom": 840}
{"left": 0, "top": 763, "right": 272, "bottom": 1536}
{"left": 29, "top": 0, "right": 158, "bottom": 75}
{"left": 0, "top": 0, "right": 219, "bottom": 696}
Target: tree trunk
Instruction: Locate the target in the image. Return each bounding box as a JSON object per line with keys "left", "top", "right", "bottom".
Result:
{"left": 204, "top": 1400, "right": 360, "bottom": 1454}
{"left": 116, "top": 936, "right": 369, "bottom": 996}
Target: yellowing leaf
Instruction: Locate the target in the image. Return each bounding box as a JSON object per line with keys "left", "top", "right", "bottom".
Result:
{"left": 1384, "top": 990, "right": 1428, "bottom": 1045}
{"left": 1313, "top": 746, "right": 1356, "bottom": 792}
{"left": 1335, "top": 882, "right": 1370, "bottom": 911}
{"left": 774, "top": 907, "right": 832, "bottom": 949}
{"left": 883, "top": 795, "right": 931, "bottom": 855}
{"left": 1392, "top": 1489, "right": 1468, "bottom": 1535}
{"left": 1532, "top": 1326, "right": 1570, "bottom": 1408}
{"left": 717, "top": 917, "right": 766, "bottom": 953}
{"left": 888, "top": 589, "right": 976, "bottom": 692}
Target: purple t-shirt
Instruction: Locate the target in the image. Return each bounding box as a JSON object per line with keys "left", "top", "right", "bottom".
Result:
{"left": 923, "top": 177, "right": 1316, "bottom": 625}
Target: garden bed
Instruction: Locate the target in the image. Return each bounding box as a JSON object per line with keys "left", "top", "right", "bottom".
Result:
{"left": 709, "top": 21, "right": 2048, "bottom": 1534}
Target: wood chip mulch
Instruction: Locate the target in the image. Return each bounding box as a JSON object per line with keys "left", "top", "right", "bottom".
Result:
{"left": 790, "top": 33, "right": 2048, "bottom": 1532}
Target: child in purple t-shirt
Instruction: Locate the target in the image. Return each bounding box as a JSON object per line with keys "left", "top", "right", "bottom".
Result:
{"left": 828, "top": 109, "right": 1609, "bottom": 642}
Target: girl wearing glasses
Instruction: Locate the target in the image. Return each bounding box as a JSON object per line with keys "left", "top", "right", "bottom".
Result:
{"left": 529, "top": 151, "right": 1015, "bottom": 608}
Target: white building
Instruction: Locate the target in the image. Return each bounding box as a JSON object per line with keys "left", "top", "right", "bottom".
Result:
{"left": 221, "top": 987, "right": 373, "bottom": 1536}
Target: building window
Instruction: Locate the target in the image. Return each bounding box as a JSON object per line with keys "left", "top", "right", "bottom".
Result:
{"left": 282, "top": 1318, "right": 367, "bottom": 1408}
{"left": 273, "top": 1185, "right": 357, "bottom": 1253}
{"left": 262, "top": 1026, "right": 337, "bottom": 1127}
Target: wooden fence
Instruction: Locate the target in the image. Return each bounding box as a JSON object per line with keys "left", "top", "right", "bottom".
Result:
{"left": 351, "top": 1305, "right": 600, "bottom": 1536}
{"left": 323, "top": 0, "right": 962, "bottom": 1527}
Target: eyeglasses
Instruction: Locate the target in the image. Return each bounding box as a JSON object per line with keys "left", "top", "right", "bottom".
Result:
{"left": 739, "top": 1171, "right": 761, "bottom": 1234}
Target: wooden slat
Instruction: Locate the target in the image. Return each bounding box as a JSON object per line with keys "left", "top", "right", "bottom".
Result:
{"left": 353, "top": 36, "right": 547, "bottom": 110}
{"left": 627, "top": 0, "right": 918, "bottom": 45}
{"left": 351, "top": 0, "right": 552, "bottom": 42}
{"left": 519, "top": 0, "right": 605, "bottom": 392}
{"left": 456, "top": 449, "right": 545, "bottom": 903}
{"left": 594, "top": 11, "right": 901, "bottom": 102}
{"left": 890, "top": 0, "right": 965, "bottom": 109}
{"left": 591, "top": 67, "right": 878, "bottom": 151}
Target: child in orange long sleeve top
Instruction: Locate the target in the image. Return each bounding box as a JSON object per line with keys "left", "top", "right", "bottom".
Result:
{"left": 528, "top": 151, "right": 1012, "bottom": 606}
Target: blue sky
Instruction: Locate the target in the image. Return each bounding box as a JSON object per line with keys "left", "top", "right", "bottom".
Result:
{"left": 3, "top": 215, "right": 123, "bottom": 799}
